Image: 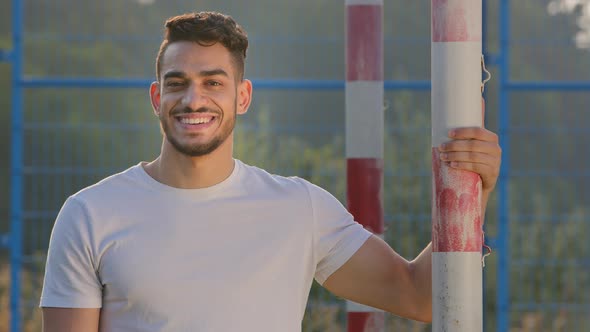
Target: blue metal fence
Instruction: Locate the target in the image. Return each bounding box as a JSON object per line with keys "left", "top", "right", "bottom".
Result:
{"left": 3, "top": 0, "right": 590, "bottom": 331}
{"left": 497, "top": 2, "right": 511, "bottom": 330}
{"left": 9, "top": 0, "right": 25, "bottom": 331}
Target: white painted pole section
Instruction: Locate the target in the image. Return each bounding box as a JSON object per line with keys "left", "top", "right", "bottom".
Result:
{"left": 431, "top": 1, "right": 483, "bottom": 331}
{"left": 432, "top": 253, "right": 483, "bottom": 328}
{"left": 431, "top": 43, "right": 482, "bottom": 146}
{"left": 345, "top": 81, "right": 384, "bottom": 159}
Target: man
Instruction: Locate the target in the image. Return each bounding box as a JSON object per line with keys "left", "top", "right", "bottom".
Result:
{"left": 40, "top": 11, "right": 501, "bottom": 332}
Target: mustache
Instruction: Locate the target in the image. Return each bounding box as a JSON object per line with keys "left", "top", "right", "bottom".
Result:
{"left": 171, "top": 107, "right": 219, "bottom": 116}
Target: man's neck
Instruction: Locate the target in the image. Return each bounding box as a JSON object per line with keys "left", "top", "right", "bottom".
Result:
{"left": 143, "top": 140, "right": 235, "bottom": 189}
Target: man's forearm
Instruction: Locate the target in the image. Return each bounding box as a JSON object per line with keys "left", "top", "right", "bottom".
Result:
{"left": 409, "top": 242, "right": 433, "bottom": 322}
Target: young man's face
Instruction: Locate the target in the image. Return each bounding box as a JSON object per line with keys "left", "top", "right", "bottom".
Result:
{"left": 150, "top": 41, "right": 251, "bottom": 157}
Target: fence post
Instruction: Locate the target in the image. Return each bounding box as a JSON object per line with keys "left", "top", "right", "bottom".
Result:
{"left": 10, "top": 0, "right": 25, "bottom": 331}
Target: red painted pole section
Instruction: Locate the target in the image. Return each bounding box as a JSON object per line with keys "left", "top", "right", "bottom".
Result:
{"left": 432, "top": 152, "right": 482, "bottom": 252}
{"left": 345, "top": 0, "right": 384, "bottom": 331}
{"left": 346, "top": 7, "right": 383, "bottom": 81}
{"left": 347, "top": 159, "right": 384, "bottom": 235}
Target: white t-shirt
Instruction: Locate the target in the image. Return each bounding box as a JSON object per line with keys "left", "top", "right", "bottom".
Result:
{"left": 40, "top": 159, "right": 372, "bottom": 332}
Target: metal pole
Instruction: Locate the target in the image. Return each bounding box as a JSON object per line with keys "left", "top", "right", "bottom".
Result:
{"left": 345, "top": 0, "right": 385, "bottom": 331}
{"left": 10, "top": 0, "right": 25, "bottom": 331}
{"left": 431, "top": 0, "right": 483, "bottom": 330}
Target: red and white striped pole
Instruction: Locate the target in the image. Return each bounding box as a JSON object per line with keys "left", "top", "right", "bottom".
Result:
{"left": 431, "top": 0, "right": 483, "bottom": 331}
{"left": 345, "top": 0, "right": 385, "bottom": 331}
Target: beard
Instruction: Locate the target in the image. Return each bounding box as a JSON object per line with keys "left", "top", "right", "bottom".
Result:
{"left": 160, "top": 103, "right": 236, "bottom": 157}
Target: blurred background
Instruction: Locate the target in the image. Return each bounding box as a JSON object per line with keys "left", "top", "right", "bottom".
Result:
{"left": 0, "top": 0, "right": 589, "bottom": 331}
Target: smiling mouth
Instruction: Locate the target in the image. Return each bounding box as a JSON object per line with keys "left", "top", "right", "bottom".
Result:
{"left": 174, "top": 112, "right": 219, "bottom": 127}
{"left": 178, "top": 116, "right": 214, "bottom": 124}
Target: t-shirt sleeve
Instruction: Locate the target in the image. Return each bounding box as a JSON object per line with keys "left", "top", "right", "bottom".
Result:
{"left": 305, "top": 181, "right": 372, "bottom": 285}
{"left": 40, "top": 196, "right": 103, "bottom": 308}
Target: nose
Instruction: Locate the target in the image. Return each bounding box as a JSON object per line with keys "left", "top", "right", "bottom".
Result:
{"left": 182, "top": 84, "right": 209, "bottom": 110}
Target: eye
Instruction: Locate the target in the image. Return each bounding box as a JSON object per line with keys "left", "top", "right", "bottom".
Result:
{"left": 207, "top": 80, "right": 222, "bottom": 87}
{"left": 166, "top": 81, "right": 185, "bottom": 88}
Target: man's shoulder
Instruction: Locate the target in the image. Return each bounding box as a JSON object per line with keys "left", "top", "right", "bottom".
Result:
{"left": 238, "top": 160, "right": 312, "bottom": 191}
{"left": 238, "top": 161, "right": 345, "bottom": 209}
{"left": 70, "top": 163, "right": 144, "bottom": 203}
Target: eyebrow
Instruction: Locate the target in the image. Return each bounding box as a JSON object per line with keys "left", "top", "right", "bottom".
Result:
{"left": 162, "top": 71, "right": 187, "bottom": 81}
{"left": 199, "top": 69, "right": 229, "bottom": 78}
{"left": 163, "top": 69, "right": 229, "bottom": 81}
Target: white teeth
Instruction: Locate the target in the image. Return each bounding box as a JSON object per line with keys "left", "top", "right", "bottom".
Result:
{"left": 180, "top": 117, "right": 212, "bottom": 124}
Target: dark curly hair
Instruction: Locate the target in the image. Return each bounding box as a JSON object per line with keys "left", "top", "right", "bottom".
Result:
{"left": 156, "top": 12, "right": 249, "bottom": 82}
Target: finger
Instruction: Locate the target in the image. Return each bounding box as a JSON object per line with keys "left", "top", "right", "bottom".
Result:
{"left": 449, "top": 127, "right": 498, "bottom": 143}
{"left": 440, "top": 151, "right": 499, "bottom": 166}
{"left": 439, "top": 140, "right": 501, "bottom": 155}
{"left": 446, "top": 161, "right": 497, "bottom": 190}
{"left": 447, "top": 160, "right": 494, "bottom": 172}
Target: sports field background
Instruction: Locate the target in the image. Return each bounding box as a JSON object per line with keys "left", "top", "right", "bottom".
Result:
{"left": 1, "top": 0, "right": 589, "bottom": 331}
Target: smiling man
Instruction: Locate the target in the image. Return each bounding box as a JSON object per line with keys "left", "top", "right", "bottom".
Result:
{"left": 40, "top": 11, "right": 502, "bottom": 332}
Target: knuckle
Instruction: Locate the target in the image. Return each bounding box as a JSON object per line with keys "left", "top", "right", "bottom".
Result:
{"left": 491, "top": 164, "right": 500, "bottom": 176}
{"left": 493, "top": 132, "right": 499, "bottom": 142}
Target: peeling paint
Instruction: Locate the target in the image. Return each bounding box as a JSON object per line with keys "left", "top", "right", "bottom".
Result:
{"left": 432, "top": 148, "right": 482, "bottom": 252}
{"left": 432, "top": 0, "right": 482, "bottom": 42}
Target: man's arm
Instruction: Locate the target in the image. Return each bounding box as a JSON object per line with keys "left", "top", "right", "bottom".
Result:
{"left": 42, "top": 307, "right": 100, "bottom": 332}
{"left": 324, "top": 191, "right": 493, "bottom": 322}
{"left": 323, "top": 236, "right": 433, "bottom": 322}
{"left": 40, "top": 197, "right": 104, "bottom": 331}
{"left": 323, "top": 125, "right": 500, "bottom": 323}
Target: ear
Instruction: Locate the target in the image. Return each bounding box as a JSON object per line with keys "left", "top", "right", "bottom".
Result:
{"left": 236, "top": 79, "right": 253, "bottom": 115}
{"left": 149, "top": 82, "right": 161, "bottom": 116}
